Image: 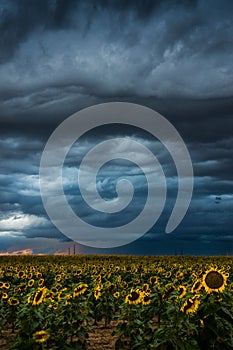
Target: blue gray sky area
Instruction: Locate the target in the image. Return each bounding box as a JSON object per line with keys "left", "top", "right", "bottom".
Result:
{"left": 0, "top": 0, "right": 232, "bottom": 255}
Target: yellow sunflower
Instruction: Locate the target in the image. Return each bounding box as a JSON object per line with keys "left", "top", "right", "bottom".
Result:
{"left": 203, "top": 269, "right": 227, "bottom": 293}
{"left": 43, "top": 291, "right": 55, "bottom": 302}
{"left": 32, "top": 287, "right": 47, "bottom": 306}
{"left": 150, "top": 276, "right": 159, "bottom": 285}
{"left": 116, "top": 276, "right": 122, "bottom": 283}
{"left": 177, "top": 285, "right": 187, "bottom": 299}
{"left": 141, "top": 293, "right": 151, "bottom": 305}
{"left": 94, "top": 289, "right": 101, "bottom": 300}
{"left": 51, "top": 286, "right": 58, "bottom": 294}
{"left": 19, "top": 283, "right": 27, "bottom": 291}
{"left": 38, "top": 278, "right": 44, "bottom": 287}
{"left": 181, "top": 296, "right": 200, "bottom": 314}
{"left": 57, "top": 288, "right": 69, "bottom": 301}
{"left": 8, "top": 297, "right": 19, "bottom": 306}
{"left": 55, "top": 274, "right": 62, "bottom": 282}
{"left": 95, "top": 284, "right": 102, "bottom": 291}
{"left": 121, "top": 290, "right": 126, "bottom": 296}
{"left": 121, "top": 281, "right": 128, "bottom": 289}
{"left": 74, "top": 269, "right": 82, "bottom": 276}
{"left": 165, "top": 271, "right": 172, "bottom": 279}
{"left": 28, "top": 279, "right": 35, "bottom": 287}
{"left": 3, "top": 282, "right": 10, "bottom": 289}
{"left": 1, "top": 292, "right": 8, "bottom": 299}
{"left": 176, "top": 271, "right": 184, "bottom": 279}
{"left": 17, "top": 271, "right": 25, "bottom": 278}
{"left": 113, "top": 291, "right": 120, "bottom": 298}
{"left": 142, "top": 283, "right": 150, "bottom": 292}
{"left": 162, "top": 284, "right": 175, "bottom": 300}
{"left": 33, "top": 330, "right": 50, "bottom": 343}
{"left": 125, "top": 290, "right": 142, "bottom": 305}
{"left": 73, "top": 284, "right": 88, "bottom": 297}
{"left": 191, "top": 280, "right": 203, "bottom": 293}
{"left": 133, "top": 278, "right": 141, "bottom": 285}
{"left": 27, "top": 272, "right": 33, "bottom": 279}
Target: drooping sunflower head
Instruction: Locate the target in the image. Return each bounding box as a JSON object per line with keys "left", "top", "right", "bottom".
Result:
{"left": 4, "top": 282, "right": 11, "bottom": 289}
{"left": 43, "top": 291, "right": 54, "bottom": 302}
{"left": 121, "top": 290, "right": 126, "bottom": 296}
{"left": 162, "top": 284, "right": 175, "bottom": 300}
{"left": 121, "top": 281, "right": 128, "bottom": 289}
{"left": 58, "top": 288, "right": 69, "bottom": 301}
{"left": 38, "top": 278, "right": 44, "bottom": 287}
{"left": 191, "top": 280, "right": 203, "bottom": 293}
{"left": 73, "top": 284, "right": 88, "bottom": 297}
{"left": 177, "top": 285, "right": 187, "bottom": 299}
{"left": 74, "top": 269, "right": 82, "bottom": 276}
{"left": 181, "top": 296, "right": 200, "bottom": 314}
{"left": 133, "top": 278, "right": 141, "bottom": 285}
{"left": 141, "top": 293, "right": 151, "bottom": 305}
{"left": 94, "top": 289, "right": 101, "bottom": 300}
{"left": 27, "top": 272, "right": 33, "bottom": 279}
{"left": 150, "top": 276, "right": 159, "bottom": 285}
{"left": 176, "top": 271, "right": 184, "bottom": 279}
{"left": 203, "top": 269, "right": 227, "bottom": 293}
{"left": 116, "top": 275, "right": 122, "bottom": 283}
{"left": 95, "top": 284, "right": 102, "bottom": 291}
{"left": 165, "top": 271, "right": 172, "bottom": 279}
{"left": 32, "top": 287, "right": 47, "bottom": 306}
{"left": 20, "top": 283, "right": 27, "bottom": 291}
{"left": 192, "top": 272, "right": 197, "bottom": 279}
{"left": 96, "top": 275, "right": 102, "bottom": 283}
{"left": 51, "top": 286, "right": 58, "bottom": 294}
{"left": 33, "top": 330, "right": 50, "bottom": 343}
{"left": 142, "top": 283, "right": 150, "bottom": 292}
{"left": 125, "top": 290, "right": 142, "bottom": 305}
{"left": 8, "top": 297, "right": 19, "bottom": 306}
{"left": 55, "top": 274, "right": 62, "bottom": 282}
{"left": 105, "top": 281, "right": 111, "bottom": 288}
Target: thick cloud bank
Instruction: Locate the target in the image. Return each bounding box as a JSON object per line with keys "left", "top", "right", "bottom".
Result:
{"left": 0, "top": 0, "right": 232, "bottom": 254}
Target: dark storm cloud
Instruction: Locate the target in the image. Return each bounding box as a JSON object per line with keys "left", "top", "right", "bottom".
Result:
{"left": 0, "top": 0, "right": 78, "bottom": 63}
{"left": 191, "top": 138, "right": 233, "bottom": 180}
{"left": 0, "top": 0, "right": 232, "bottom": 253}
{"left": 0, "top": 0, "right": 195, "bottom": 63}
{"left": 0, "top": 132, "right": 232, "bottom": 248}
{"left": 1, "top": 0, "right": 233, "bottom": 118}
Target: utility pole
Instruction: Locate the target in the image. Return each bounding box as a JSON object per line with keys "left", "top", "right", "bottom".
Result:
{"left": 73, "top": 244, "right": 76, "bottom": 255}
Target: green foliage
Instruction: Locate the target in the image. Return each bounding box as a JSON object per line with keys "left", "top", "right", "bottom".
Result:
{"left": 0, "top": 255, "right": 232, "bottom": 349}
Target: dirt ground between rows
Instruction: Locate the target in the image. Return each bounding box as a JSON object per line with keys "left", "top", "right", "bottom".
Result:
{"left": 0, "top": 320, "right": 119, "bottom": 350}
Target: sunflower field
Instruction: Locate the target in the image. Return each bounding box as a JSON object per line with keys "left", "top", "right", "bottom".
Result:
{"left": 0, "top": 255, "right": 233, "bottom": 349}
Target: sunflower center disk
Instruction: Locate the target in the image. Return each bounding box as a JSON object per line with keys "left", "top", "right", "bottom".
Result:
{"left": 205, "top": 271, "right": 224, "bottom": 289}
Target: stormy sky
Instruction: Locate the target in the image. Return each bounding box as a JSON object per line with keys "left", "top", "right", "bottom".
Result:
{"left": 0, "top": 0, "right": 232, "bottom": 255}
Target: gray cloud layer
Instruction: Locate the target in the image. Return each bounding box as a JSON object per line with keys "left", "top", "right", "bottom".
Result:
{"left": 0, "top": 0, "right": 232, "bottom": 254}
{"left": 1, "top": 0, "right": 233, "bottom": 112}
